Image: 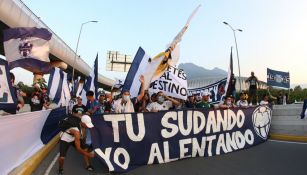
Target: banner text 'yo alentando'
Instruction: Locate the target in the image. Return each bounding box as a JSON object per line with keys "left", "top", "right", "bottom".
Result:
{"left": 91, "top": 106, "right": 272, "bottom": 172}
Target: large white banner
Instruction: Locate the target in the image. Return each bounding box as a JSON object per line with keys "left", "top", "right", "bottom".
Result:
{"left": 0, "top": 110, "right": 51, "bottom": 175}
{"left": 148, "top": 66, "right": 187, "bottom": 100}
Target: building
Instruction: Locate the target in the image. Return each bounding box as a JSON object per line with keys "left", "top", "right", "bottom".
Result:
{"left": 188, "top": 76, "right": 267, "bottom": 90}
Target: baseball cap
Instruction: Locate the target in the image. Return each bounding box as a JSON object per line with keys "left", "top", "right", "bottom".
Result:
{"left": 81, "top": 115, "right": 94, "bottom": 128}
{"left": 202, "top": 91, "right": 211, "bottom": 96}
{"left": 98, "top": 91, "right": 106, "bottom": 96}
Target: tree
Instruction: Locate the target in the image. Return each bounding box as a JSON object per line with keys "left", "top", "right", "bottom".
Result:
{"left": 294, "top": 85, "right": 302, "bottom": 91}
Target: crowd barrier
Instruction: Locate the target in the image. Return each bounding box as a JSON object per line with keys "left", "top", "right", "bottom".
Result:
{"left": 0, "top": 107, "right": 66, "bottom": 175}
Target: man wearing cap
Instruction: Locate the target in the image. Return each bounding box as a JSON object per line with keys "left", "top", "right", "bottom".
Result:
{"left": 97, "top": 91, "right": 107, "bottom": 114}
{"left": 196, "top": 91, "right": 213, "bottom": 109}
{"left": 58, "top": 115, "right": 95, "bottom": 174}
{"left": 113, "top": 75, "right": 145, "bottom": 113}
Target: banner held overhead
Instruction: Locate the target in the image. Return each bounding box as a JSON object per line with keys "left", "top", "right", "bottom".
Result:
{"left": 267, "top": 68, "right": 290, "bottom": 89}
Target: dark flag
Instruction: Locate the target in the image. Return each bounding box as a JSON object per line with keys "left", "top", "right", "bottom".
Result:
{"left": 226, "top": 47, "right": 235, "bottom": 97}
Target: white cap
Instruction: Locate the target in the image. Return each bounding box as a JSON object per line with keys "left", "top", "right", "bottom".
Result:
{"left": 81, "top": 115, "right": 94, "bottom": 128}
{"left": 202, "top": 91, "right": 211, "bottom": 96}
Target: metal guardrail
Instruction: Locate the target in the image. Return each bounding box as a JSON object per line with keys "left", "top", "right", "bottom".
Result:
{"left": 0, "top": 0, "right": 114, "bottom": 87}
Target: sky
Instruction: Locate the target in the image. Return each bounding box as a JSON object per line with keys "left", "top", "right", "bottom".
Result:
{"left": 11, "top": 0, "right": 307, "bottom": 86}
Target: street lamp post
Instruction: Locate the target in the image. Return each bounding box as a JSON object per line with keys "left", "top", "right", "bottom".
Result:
{"left": 71, "top": 20, "right": 98, "bottom": 93}
{"left": 223, "top": 21, "right": 243, "bottom": 93}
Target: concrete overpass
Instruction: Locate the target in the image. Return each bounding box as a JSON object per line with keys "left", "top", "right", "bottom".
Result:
{"left": 0, "top": 0, "right": 115, "bottom": 90}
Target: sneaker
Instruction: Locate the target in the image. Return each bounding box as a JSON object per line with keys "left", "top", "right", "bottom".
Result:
{"left": 85, "top": 165, "right": 94, "bottom": 172}
{"left": 58, "top": 169, "right": 64, "bottom": 175}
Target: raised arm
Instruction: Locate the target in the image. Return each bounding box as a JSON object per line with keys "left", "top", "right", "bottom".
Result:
{"left": 136, "top": 75, "right": 145, "bottom": 102}
{"left": 165, "top": 95, "right": 180, "bottom": 106}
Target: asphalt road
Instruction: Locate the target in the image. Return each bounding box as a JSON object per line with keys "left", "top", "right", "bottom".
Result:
{"left": 34, "top": 140, "right": 307, "bottom": 175}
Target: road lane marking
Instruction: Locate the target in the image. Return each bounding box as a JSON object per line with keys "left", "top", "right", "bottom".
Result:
{"left": 44, "top": 153, "right": 60, "bottom": 175}
{"left": 268, "top": 139, "right": 307, "bottom": 145}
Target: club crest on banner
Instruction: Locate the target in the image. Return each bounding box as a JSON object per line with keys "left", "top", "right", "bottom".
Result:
{"left": 18, "top": 38, "right": 33, "bottom": 57}
{"left": 275, "top": 74, "right": 283, "bottom": 83}
{"left": 252, "top": 106, "right": 272, "bottom": 140}
{"left": 218, "top": 83, "right": 225, "bottom": 96}
{"left": 3, "top": 27, "right": 52, "bottom": 73}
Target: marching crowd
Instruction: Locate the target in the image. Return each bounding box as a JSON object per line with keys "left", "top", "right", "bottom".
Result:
{"left": 67, "top": 73, "right": 273, "bottom": 116}
{"left": 57, "top": 73, "right": 275, "bottom": 174}
{"left": 7, "top": 72, "right": 278, "bottom": 174}
{"left": 7, "top": 71, "right": 287, "bottom": 115}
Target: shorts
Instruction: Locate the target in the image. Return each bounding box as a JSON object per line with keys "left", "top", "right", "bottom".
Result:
{"left": 59, "top": 140, "right": 89, "bottom": 157}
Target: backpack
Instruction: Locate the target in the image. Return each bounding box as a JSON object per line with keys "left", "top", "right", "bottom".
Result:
{"left": 58, "top": 116, "right": 81, "bottom": 133}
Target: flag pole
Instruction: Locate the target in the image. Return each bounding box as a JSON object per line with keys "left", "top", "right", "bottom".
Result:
{"left": 288, "top": 71, "right": 290, "bottom": 104}
{"left": 72, "top": 20, "right": 98, "bottom": 94}
{"left": 147, "top": 5, "right": 201, "bottom": 87}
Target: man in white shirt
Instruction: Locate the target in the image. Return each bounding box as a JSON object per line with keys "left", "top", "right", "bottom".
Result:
{"left": 113, "top": 75, "right": 145, "bottom": 113}
{"left": 260, "top": 94, "right": 269, "bottom": 105}
{"left": 236, "top": 92, "right": 249, "bottom": 107}
{"left": 219, "top": 95, "right": 236, "bottom": 109}
{"left": 58, "top": 115, "right": 95, "bottom": 175}
{"left": 146, "top": 91, "right": 180, "bottom": 112}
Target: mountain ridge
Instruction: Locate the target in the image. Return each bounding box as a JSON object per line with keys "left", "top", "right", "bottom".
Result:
{"left": 178, "top": 63, "right": 227, "bottom": 80}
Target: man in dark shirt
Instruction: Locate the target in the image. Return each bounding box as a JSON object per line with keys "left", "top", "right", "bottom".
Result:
{"left": 72, "top": 97, "right": 88, "bottom": 118}
{"left": 30, "top": 87, "right": 43, "bottom": 112}
{"left": 104, "top": 92, "right": 113, "bottom": 113}
{"left": 41, "top": 86, "right": 50, "bottom": 110}
{"left": 185, "top": 95, "right": 196, "bottom": 108}
{"left": 245, "top": 71, "right": 259, "bottom": 105}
